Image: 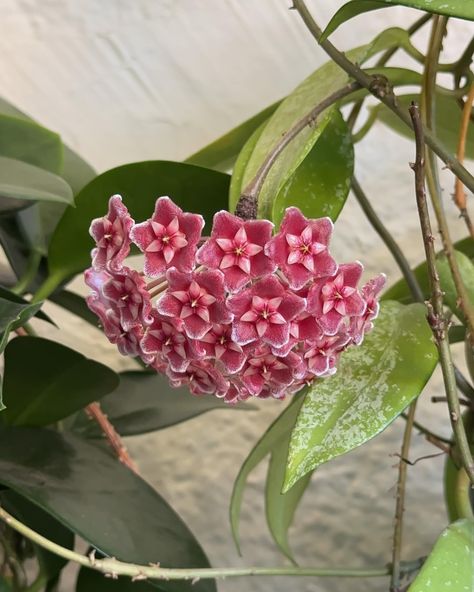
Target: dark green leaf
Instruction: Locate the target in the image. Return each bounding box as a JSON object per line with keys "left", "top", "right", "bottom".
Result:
{"left": 0, "top": 158, "right": 73, "bottom": 212}
{"left": 0, "top": 286, "right": 53, "bottom": 325}
{"left": 0, "top": 115, "right": 62, "bottom": 174}
{"left": 186, "top": 102, "right": 280, "bottom": 172}
{"left": 284, "top": 302, "right": 438, "bottom": 491}
{"left": 265, "top": 433, "right": 312, "bottom": 563}
{"left": 0, "top": 427, "right": 215, "bottom": 592}
{"left": 383, "top": 237, "right": 474, "bottom": 303}
{"left": 0, "top": 490, "right": 74, "bottom": 579}
{"left": 1, "top": 336, "right": 119, "bottom": 426}
{"left": 0, "top": 296, "right": 43, "bottom": 356}
{"left": 271, "top": 110, "right": 353, "bottom": 226}
{"left": 230, "top": 393, "right": 305, "bottom": 553}
{"left": 322, "top": 0, "right": 474, "bottom": 42}
{"left": 234, "top": 28, "right": 409, "bottom": 220}
{"left": 71, "top": 370, "right": 251, "bottom": 438}
{"left": 0, "top": 96, "right": 96, "bottom": 195}
{"left": 377, "top": 93, "right": 474, "bottom": 157}
{"left": 42, "top": 162, "right": 230, "bottom": 297}
{"left": 409, "top": 519, "right": 474, "bottom": 591}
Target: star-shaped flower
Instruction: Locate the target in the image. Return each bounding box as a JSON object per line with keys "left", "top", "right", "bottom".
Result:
{"left": 130, "top": 197, "right": 204, "bottom": 276}
{"left": 307, "top": 262, "right": 366, "bottom": 335}
{"left": 265, "top": 207, "right": 337, "bottom": 289}
{"left": 227, "top": 275, "right": 305, "bottom": 348}
{"left": 157, "top": 268, "right": 232, "bottom": 339}
{"left": 89, "top": 195, "right": 134, "bottom": 272}
{"left": 197, "top": 211, "right": 275, "bottom": 292}
{"left": 350, "top": 273, "right": 386, "bottom": 345}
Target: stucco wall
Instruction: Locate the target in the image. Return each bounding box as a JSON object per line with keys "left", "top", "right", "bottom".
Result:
{"left": 1, "top": 1, "right": 472, "bottom": 591}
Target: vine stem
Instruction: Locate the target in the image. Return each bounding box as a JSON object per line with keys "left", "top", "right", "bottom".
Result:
{"left": 235, "top": 81, "right": 361, "bottom": 219}
{"left": 291, "top": 0, "right": 474, "bottom": 195}
{"left": 409, "top": 102, "right": 474, "bottom": 486}
{"left": 85, "top": 403, "right": 139, "bottom": 474}
{"left": 390, "top": 401, "right": 416, "bottom": 592}
{"left": 0, "top": 505, "right": 394, "bottom": 581}
{"left": 454, "top": 82, "right": 474, "bottom": 239}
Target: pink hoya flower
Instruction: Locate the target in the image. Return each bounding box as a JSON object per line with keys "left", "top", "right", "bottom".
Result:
{"left": 85, "top": 196, "right": 384, "bottom": 403}
{"left": 307, "top": 262, "right": 366, "bottom": 335}
{"left": 265, "top": 207, "right": 337, "bottom": 289}
{"left": 157, "top": 268, "right": 232, "bottom": 339}
{"left": 131, "top": 196, "right": 204, "bottom": 276}
{"left": 197, "top": 211, "right": 275, "bottom": 292}
{"left": 350, "top": 273, "right": 386, "bottom": 345}
{"left": 102, "top": 267, "right": 154, "bottom": 331}
{"left": 90, "top": 195, "right": 134, "bottom": 272}
{"left": 141, "top": 313, "right": 204, "bottom": 372}
{"left": 227, "top": 275, "right": 305, "bottom": 348}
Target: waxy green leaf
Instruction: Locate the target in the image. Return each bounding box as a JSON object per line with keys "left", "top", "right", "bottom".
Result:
{"left": 284, "top": 302, "right": 438, "bottom": 491}
{"left": 43, "top": 162, "right": 230, "bottom": 297}
{"left": 0, "top": 296, "right": 43, "bottom": 358}
{"left": 409, "top": 519, "right": 474, "bottom": 592}
{"left": 71, "top": 370, "right": 251, "bottom": 438}
{"left": 322, "top": 1, "right": 474, "bottom": 42}
{"left": 235, "top": 28, "right": 409, "bottom": 220}
{"left": 0, "top": 427, "right": 215, "bottom": 592}
{"left": 230, "top": 393, "right": 306, "bottom": 553}
{"left": 0, "top": 158, "right": 73, "bottom": 213}
{"left": 437, "top": 251, "right": 474, "bottom": 324}
{"left": 1, "top": 336, "right": 119, "bottom": 426}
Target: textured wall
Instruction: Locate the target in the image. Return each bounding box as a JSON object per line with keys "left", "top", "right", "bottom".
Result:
{"left": 1, "top": 1, "right": 473, "bottom": 591}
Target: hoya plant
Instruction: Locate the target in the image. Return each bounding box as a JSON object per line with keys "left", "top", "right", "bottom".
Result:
{"left": 0, "top": 1, "right": 473, "bottom": 591}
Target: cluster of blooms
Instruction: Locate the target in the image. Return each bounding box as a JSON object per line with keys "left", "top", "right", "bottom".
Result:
{"left": 85, "top": 195, "right": 385, "bottom": 404}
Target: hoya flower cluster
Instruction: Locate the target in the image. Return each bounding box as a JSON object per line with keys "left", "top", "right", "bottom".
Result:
{"left": 85, "top": 195, "right": 385, "bottom": 404}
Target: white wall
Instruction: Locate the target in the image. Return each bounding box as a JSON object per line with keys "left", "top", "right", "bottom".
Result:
{"left": 1, "top": 2, "right": 473, "bottom": 591}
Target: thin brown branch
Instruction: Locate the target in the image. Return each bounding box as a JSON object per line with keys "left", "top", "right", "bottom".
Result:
{"left": 454, "top": 83, "right": 474, "bottom": 238}
{"left": 409, "top": 103, "right": 474, "bottom": 487}
{"left": 235, "top": 81, "right": 361, "bottom": 220}
{"left": 86, "top": 403, "right": 139, "bottom": 474}
{"left": 390, "top": 402, "right": 417, "bottom": 592}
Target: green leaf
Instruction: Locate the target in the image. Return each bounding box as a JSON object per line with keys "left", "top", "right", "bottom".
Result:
{"left": 437, "top": 252, "right": 474, "bottom": 324}
{"left": 265, "top": 433, "right": 312, "bottom": 563}
{"left": 43, "top": 162, "right": 230, "bottom": 296}
{"left": 230, "top": 393, "right": 306, "bottom": 553}
{"left": 70, "top": 370, "right": 251, "bottom": 438}
{"left": 0, "top": 490, "right": 74, "bottom": 579}
{"left": 408, "top": 519, "right": 474, "bottom": 592}
{"left": 0, "top": 158, "right": 73, "bottom": 213}
{"left": 322, "top": 0, "right": 474, "bottom": 42}
{"left": 383, "top": 237, "right": 474, "bottom": 303}
{"left": 235, "top": 28, "right": 409, "bottom": 220}
{"left": 271, "top": 110, "right": 353, "bottom": 226}
{"left": 0, "top": 115, "right": 62, "bottom": 174}
{"left": 0, "top": 296, "right": 43, "bottom": 357}
{"left": 284, "top": 301, "right": 438, "bottom": 491}
{"left": 0, "top": 427, "right": 215, "bottom": 592}
{"left": 377, "top": 93, "right": 474, "bottom": 157}
{"left": 1, "top": 336, "right": 119, "bottom": 426}
{"left": 186, "top": 102, "right": 281, "bottom": 172}
{"left": 0, "top": 286, "right": 53, "bottom": 325}
{"left": 0, "top": 95, "right": 96, "bottom": 195}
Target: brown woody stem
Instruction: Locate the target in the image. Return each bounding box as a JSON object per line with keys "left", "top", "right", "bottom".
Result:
{"left": 454, "top": 83, "right": 474, "bottom": 239}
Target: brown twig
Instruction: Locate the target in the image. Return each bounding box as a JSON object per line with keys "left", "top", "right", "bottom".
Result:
{"left": 390, "top": 401, "right": 417, "bottom": 592}
{"left": 86, "top": 402, "right": 139, "bottom": 474}
{"left": 409, "top": 103, "right": 474, "bottom": 487}
{"left": 454, "top": 83, "right": 474, "bottom": 238}
{"left": 235, "top": 81, "right": 361, "bottom": 220}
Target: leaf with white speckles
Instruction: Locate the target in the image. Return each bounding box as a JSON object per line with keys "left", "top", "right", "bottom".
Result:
{"left": 284, "top": 301, "right": 438, "bottom": 492}
{"left": 408, "top": 519, "right": 474, "bottom": 592}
